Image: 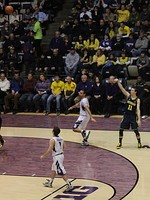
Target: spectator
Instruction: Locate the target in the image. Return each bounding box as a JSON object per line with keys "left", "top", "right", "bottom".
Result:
{"left": 124, "top": 33, "right": 136, "bottom": 56}
{"left": 133, "top": 20, "right": 142, "bottom": 39}
{"left": 99, "top": 34, "right": 112, "bottom": 55}
{"left": 132, "top": 31, "right": 149, "bottom": 57}
{"left": 117, "top": 4, "right": 130, "bottom": 23}
{"left": 82, "top": 18, "right": 97, "bottom": 38}
{"left": 111, "top": 33, "right": 124, "bottom": 57}
{"left": 6, "top": 46, "right": 19, "bottom": 71}
{"left": 128, "top": 7, "right": 139, "bottom": 27}
{"left": 19, "top": 73, "right": 36, "bottom": 112}
{"left": 4, "top": 72, "right": 24, "bottom": 114}
{"left": 32, "top": 17, "right": 43, "bottom": 57}
{"left": 108, "top": 0, "right": 120, "bottom": 11}
{"left": 91, "top": 49, "right": 106, "bottom": 74}
{"left": 117, "top": 51, "right": 130, "bottom": 78}
{"left": 3, "top": 33, "right": 21, "bottom": 53}
{"left": 84, "top": 34, "right": 100, "bottom": 54}
{"left": 136, "top": 51, "right": 149, "bottom": 79}
{"left": 65, "top": 47, "right": 79, "bottom": 77}
{"left": 79, "top": 48, "right": 92, "bottom": 70}
{"left": 61, "top": 35, "right": 72, "bottom": 55}
{"left": 96, "top": 19, "right": 107, "bottom": 40}
{"left": 9, "top": 11, "right": 19, "bottom": 24}
{"left": 103, "top": 75, "right": 119, "bottom": 118}
{"left": 0, "top": 48, "right": 6, "bottom": 70}
{"left": 33, "top": 73, "right": 51, "bottom": 112}
{"left": 74, "top": 74, "right": 92, "bottom": 103}
{"left": 0, "top": 72, "right": 10, "bottom": 112}
{"left": 139, "top": 5, "right": 150, "bottom": 22}
{"left": 118, "top": 22, "right": 130, "bottom": 38}
{"left": 45, "top": 75, "right": 64, "bottom": 116}
{"left": 36, "top": 52, "right": 50, "bottom": 74}
{"left": 91, "top": 6, "right": 102, "bottom": 23}
{"left": 79, "top": 7, "right": 92, "bottom": 21}
{"left": 11, "top": 20, "right": 24, "bottom": 38}
{"left": 90, "top": 76, "right": 105, "bottom": 114}
{"left": 62, "top": 76, "right": 76, "bottom": 114}
{"left": 1, "top": 21, "right": 12, "bottom": 40}
{"left": 75, "top": 34, "right": 86, "bottom": 54}
{"left": 105, "top": 21, "right": 118, "bottom": 39}
{"left": 103, "top": 7, "right": 117, "bottom": 23}
{"left": 49, "top": 31, "right": 63, "bottom": 53}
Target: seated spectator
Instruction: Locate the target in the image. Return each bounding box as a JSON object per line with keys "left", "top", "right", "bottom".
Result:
{"left": 101, "top": 53, "right": 117, "bottom": 78}
{"left": 65, "top": 47, "right": 79, "bottom": 77}
{"left": 111, "top": 33, "right": 124, "bottom": 57}
{"left": 74, "top": 74, "right": 92, "bottom": 103}
{"left": 136, "top": 51, "right": 150, "bottom": 79}
{"left": 49, "top": 31, "right": 63, "bottom": 54}
{"left": 118, "top": 22, "right": 130, "bottom": 38}
{"left": 19, "top": 73, "right": 37, "bottom": 112}
{"left": 96, "top": 19, "right": 107, "bottom": 40}
{"left": 45, "top": 75, "right": 64, "bottom": 116}
{"left": 4, "top": 72, "right": 24, "bottom": 114}
{"left": 0, "top": 48, "right": 6, "bottom": 71}
{"left": 36, "top": 52, "right": 50, "bottom": 75}
{"left": 108, "top": 0, "right": 120, "bottom": 11}
{"left": 128, "top": 6, "right": 139, "bottom": 27}
{"left": 79, "top": 7, "right": 92, "bottom": 21}
{"left": 23, "top": 8, "right": 33, "bottom": 20}
{"left": 3, "top": 33, "right": 21, "bottom": 53}
{"left": 133, "top": 20, "right": 142, "bottom": 39}
{"left": 61, "top": 35, "right": 72, "bottom": 55}
{"left": 6, "top": 46, "right": 19, "bottom": 71}
{"left": 103, "top": 75, "right": 119, "bottom": 118}
{"left": 139, "top": 5, "right": 150, "bottom": 22}
{"left": 21, "top": 38, "right": 35, "bottom": 75}
{"left": 59, "top": 20, "right": 70, "bottom": 36}
{"left": 73, "top": 0, "right": 86, "bottom": 11}
{"left": 90, "top": 76, "right": 105, "bottom": 114}
{"left": 62, "top": 76, "right": 76, "bottom": 114}
{"left": 124, "top": 33, "right": 136, "bottom": 56}
{"left": 91, "top": 6, "right": 102, "bottom": 23}
{"left": 49, "top": 49, "right": 64, "bottom": 75}
{"left": 1, "top": 21, "right": 12, "bottom": 40}
{"left": 0, "top": 13, "right": 8, "bottom": 25}
{"left": 11, "top": 20, "right": 24, "bottom": 38}
{"left": 99, "top": 34, "right": 112, "bottom": 55}
{"left": 117, "top": 4, "right": 130, "bottom": 23}
{"left": 105, "top": 21, "right": 118, "bottom": 39}
{"left": 83, "top": 18, "right": 97, "bottom": 38}
{"left": 132, "top": 31, "right": 149, "bottom": 57}
{"left": 75, "top": 34, "right": 86, "bottom": 54}
{"left": 71, "top": 19, "right": 82, "bottom": 40}
{"left": 117, "top": 51, "right": 130, "bottom": 78}
{"left": 0, "top": 72, "right": 10, "bottom": 112}
{"left": 103, "top": 7, "right": 117, "bottom": 23}
{"left": 33, "top": 73, "right": 51, "bottom": 112}
{"left": 79, "top": 48, "right": 92, "bottom": 70}
{"left": 84, "top": 34, "right": 100, "bottom": 54}
{"left": 91, "top": 49, "right": 106, "bottom": 74}
{"left": 9, "top": 11, "right": 19, "bottom": 24}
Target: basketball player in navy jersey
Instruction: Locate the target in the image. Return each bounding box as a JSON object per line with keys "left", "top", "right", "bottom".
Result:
{"left": 114, "top": 79, "right": 142, "bottom": 149}
{"left": 68, "top": 90, "right": 96, "bottom": 146}
{"left": 40, "top": 126, "right": 73, "bottom": 192}
{"left": 0, "top": 113, "right": 5, "bottom": 148}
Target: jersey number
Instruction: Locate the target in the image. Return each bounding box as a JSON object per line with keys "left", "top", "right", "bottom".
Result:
{"left": 128, "top": 105, "right": 132, "bottom": 111}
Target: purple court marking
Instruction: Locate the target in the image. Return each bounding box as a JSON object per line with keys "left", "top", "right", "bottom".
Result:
{"left": 1, "top": 114, "right": 150, "bottom": 131}
{"left": 0, "top": 137, "right": 138, "bottom": 200}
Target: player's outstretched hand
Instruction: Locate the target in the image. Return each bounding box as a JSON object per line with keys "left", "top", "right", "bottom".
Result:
{"left": 91, "top": 117, "right": 96, "bottom": 122}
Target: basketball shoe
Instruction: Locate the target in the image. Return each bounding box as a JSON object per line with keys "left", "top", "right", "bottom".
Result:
{"left": 138, "top": 143, "right": 142, "bottom": 148}
{"left": 64, "top": 184, "right": 73, "bottom": 192}
{"left": 43, "top": 179, "right": 52, "bottom": 187}
{"left": 116, "top": 143, "right": 122, "bottom": 149}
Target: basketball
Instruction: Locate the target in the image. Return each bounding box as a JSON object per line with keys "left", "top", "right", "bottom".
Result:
{"left": 5, "top": 5, "right": 14, "bottom": 14}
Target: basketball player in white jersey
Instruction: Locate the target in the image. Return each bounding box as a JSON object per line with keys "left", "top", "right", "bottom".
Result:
{"left": 40, "top": 126, "right": 73, "bottom": 192}
{"left": 68, "top": 90, "right": 96, "bottom": 146}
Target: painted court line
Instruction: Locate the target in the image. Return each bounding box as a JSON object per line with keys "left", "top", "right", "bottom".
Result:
{"left": 41, "top": 178, "right": 76, "bottom": 200}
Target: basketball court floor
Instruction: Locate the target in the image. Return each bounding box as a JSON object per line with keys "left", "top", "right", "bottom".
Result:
{"left": 0, "top": 114, "right": 150, "bottom": 200}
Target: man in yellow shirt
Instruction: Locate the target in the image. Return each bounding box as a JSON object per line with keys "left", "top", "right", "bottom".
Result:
{"left": 45, "top": 75, "right": 64, "bottom": 116}
{"left": 117, "top": 4, "right": 130, "bottom": 23}
{"left": 118, "top": 22, "right": 130, "bottom": 38}
{"left": 62, "top": 76, "right": 76, "bottom": 114}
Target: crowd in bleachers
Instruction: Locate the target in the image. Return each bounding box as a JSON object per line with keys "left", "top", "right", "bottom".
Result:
{"left": 0, "top": 0, "right": 150, "bottom": 118}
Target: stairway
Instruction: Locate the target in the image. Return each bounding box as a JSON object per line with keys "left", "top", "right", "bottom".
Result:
{"left": 41, "top": 0, "right": 74, "bottom": 51}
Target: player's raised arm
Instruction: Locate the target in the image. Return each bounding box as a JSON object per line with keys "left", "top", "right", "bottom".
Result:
{"left": 114, "top": 79, "right": 130, "bottom": 98}
{"left": 68, "top": 102, "right": 80, "bottom": 110}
